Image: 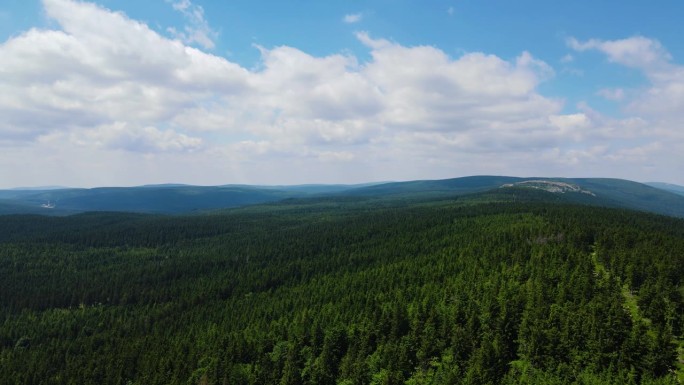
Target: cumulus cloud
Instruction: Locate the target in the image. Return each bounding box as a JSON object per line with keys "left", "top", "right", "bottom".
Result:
{"left": 251, "top": 44, "right": 383, "bottom": 122}
{"left": 567, "top": 35, "right": 684, "bottom": 182}
{"left": 0, "top": 0, "right": 682, "bottom": 186}
{"left": 343, "top": 13, "right": 362, "bottom": 24}
{"left": 357, "top": 32, "right": 559, "bottom": 137}
{"left": 570, "top": 36, "right": 684, "bottom": 119}
{"left": 605, "top": 142, "right": 662, "bottom": 162}
{"left": 568, "top": 36, "right": 670, "bottom": 70}
{"left": 0, "top": 0, "right": 246, "bottom": 146}
{"left": 40, "top": 123, "right": 203, "bottom": 153}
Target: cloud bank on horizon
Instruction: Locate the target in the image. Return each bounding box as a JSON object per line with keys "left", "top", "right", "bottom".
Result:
{"left": 0, "top": 0, "right": 682, "bottom": 187}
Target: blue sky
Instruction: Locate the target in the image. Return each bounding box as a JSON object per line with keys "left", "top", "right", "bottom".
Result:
{"left": 1, "top": 0, "right": 683, "bottom": 187}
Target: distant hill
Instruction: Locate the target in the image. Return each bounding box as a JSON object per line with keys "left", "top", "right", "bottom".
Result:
{"left": 0, "top": 186, "right": 301, "bottom": 215}
{"left": 566, "top": 178, "right": 684, "bottom": 217}
{"left": 0, "top": 183, "right": 371, "bottom": 215}
{"left": 344, "top": 175, "right": 523, "bottom": 197}
{"left": 1, "top": 176, "right": 683, "bottom": 218}
{"left": 0, "top": 199, "right": 77, "bottom": 216}
{"left": 343, "top": 176, "right": 684, "bottom": 218}
{"left": 647, "top": 182, "right": 684, "bottom": 196}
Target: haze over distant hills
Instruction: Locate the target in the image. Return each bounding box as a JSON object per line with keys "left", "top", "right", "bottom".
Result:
{"left": 1, "top": 176, "right": 683, "bottom": 218}
{"left": 647, "top": 182, "right": 684, "bottom": 197}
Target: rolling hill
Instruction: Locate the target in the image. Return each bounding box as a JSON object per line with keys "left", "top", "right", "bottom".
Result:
{"left": 345, "top": 176, "right": 684, "bottom": 218}
{"left": 0, "top": 186, "right": 300, "bottom": 215}
{"left": 1, "top": 176, "right": 683, "bottom": 218}
{"left": 1, "top": 190, "right": 682, "bottom": 384}
{"left": 648, "top": 182, "right": 684, "bottom": 196}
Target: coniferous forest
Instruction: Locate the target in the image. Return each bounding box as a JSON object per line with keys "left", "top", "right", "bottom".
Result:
{"left": 1, "top": 193, "right": 683, "bottom": 384}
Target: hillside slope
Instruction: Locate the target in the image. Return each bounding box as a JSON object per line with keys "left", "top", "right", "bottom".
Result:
{"left": 1, "top": 176, "right": 683, "bottom": 217}
{"left": 345, "top": 176, "right": 684, "bottom": 218}
{"left": 648, "top": 182, "right": 684, "bottom": 196}
{"left": 0, "top": 199, "right": 681, "bottom": 384}
{"left": 0, "top": 186, "right": 301, "bottom": 214}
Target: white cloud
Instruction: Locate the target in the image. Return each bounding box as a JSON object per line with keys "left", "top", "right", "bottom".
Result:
{"left": 166, "top": 0, "right": 218, "bottom": 50}
{"left": 597, "top": 88, "right": 625, "bottom": 101}
{"left": 571, "top": 36, "right": 684, "bottom": 122}
{"left": 250, "top": 44, "right": 384, "bottom": 123}
{"left": 447, "top": 7, "right": 455, "bottom": 16}
{"left": 355, "top": 31, "right": 391, "bottom": 50}
{"left": 40, "top": 123, "right": 203, "bottom": 153}
{"left": 549, "top": 113, "right": 590, "bottom": 131}
{"left": 565, "top": 35, "right": 684, "bottom": 184}
{"left": 560, "top": 54, "right": 573, "bottom": 63}
{"left": 0, "top": 0, "right": 247, "bottom": 142}
{"left": 0, "top": 0, "right": 682, "bottom": 186}
{"left": 358, "top": 33, "right": 559, "bottom": 135}
{"left": 343, "top": 13, "right": 362, "bottom": 24}
{"left": 170, "top": 0, "right": 191, "bottom": 11}
{"left": 317, "top": 151, "right": 355, "bottom": 162}
{"left": 605, "top": 142, "right": 662, "bottom": 162}
{"left": 567, "top": 36, "right": 671, "bottom": 71}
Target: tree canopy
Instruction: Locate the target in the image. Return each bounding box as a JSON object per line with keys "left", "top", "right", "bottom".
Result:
{"left": 1, "top": 197, "right": 682, "bottom": 384}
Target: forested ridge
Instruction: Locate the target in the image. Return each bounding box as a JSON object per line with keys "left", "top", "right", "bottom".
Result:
{"left": 0, "top": 196, "right": 683, "bottom": 384}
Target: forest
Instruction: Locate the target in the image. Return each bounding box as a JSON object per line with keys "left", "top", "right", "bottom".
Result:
{"left": 0, "top": 191, "right": 683, "bottom": 384}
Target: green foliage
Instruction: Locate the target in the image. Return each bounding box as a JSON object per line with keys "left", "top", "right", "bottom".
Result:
{"left": 0, "top": 199, "right": 682, "bottom": 384}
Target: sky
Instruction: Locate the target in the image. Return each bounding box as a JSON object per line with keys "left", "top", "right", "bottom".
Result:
{"left": 1, "top": 0, "right": 683, "bottom": 188}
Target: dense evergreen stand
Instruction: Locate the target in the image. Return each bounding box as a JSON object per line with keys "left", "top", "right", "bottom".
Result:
{"left": 1, "top": 195, "right": 682, "bottom": 384}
